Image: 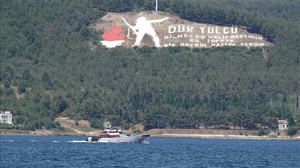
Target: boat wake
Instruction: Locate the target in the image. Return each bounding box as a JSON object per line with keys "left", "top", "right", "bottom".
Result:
{"left": 142, "top": 139, "right": 150, "bottom": 144}
{"left": 0, "top": 140, "right": 14, "bottom": 142}
{"left": 67, "top": 140, "right": 87, "bottom": 143}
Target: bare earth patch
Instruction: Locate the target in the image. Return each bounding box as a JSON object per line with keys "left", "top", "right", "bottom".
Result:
{"left": 54, "top": 117, "right": 101, "bottom": 136}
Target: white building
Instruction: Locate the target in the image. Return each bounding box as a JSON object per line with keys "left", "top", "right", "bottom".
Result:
{"left": 278, "top": 119, "right": 288, "bottom": 131}
{"left": 0, "top": 111, "right": 13, "bottom": 125}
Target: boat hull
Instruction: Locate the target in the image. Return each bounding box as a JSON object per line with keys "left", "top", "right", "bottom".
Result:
{"left": 87, "top": 135, "right": 149, "bottom": 144}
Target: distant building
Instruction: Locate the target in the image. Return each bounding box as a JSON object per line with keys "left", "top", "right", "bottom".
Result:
{"left": 278, "top": 119, "right": 289, "bottom": 131}
{"left": 0, "top": 111, "right": 13, "bottom": 125}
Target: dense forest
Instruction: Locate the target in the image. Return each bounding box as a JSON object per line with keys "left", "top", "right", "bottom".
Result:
{"left": 1, "top": 0, "right": 299, "bottom": 131}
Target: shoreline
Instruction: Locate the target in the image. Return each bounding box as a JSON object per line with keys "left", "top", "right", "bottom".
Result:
{"left": 151, "top": 134, "right": 300, "bottom": 141}
{"left": 1, "top": 129, "right": 299, "bottom": 141}
{"left": 3, "top": 117, "right": 298, "bottom": 140}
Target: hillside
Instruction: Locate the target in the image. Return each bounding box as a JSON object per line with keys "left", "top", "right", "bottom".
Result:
{"left": 0, "top": 0, "right": 299, "bottom": 132}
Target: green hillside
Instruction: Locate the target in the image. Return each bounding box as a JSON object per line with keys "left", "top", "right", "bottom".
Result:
{"left": 1, "top": 0, "right": 299, "bottom": 131}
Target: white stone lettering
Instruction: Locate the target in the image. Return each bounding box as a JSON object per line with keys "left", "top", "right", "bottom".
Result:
{"left": 164, "top": 43, "right": 176, "bottom": 47}
{"left": 190, "top": 39, "right": 201, "bottom": 42}
{"left": 180, "top": 43, "right": 207, "bottom": 47}
{"left": 223, "top": 27, "right": 229, "bottom": 34}
{"left": 168, "top": 26, "right": 176, "bottom": 33}
{"left": 208, "top": 27, "right": 214, "bottom": 33}
{"left": 200, "top": 27, "right": 205, "bottom": 34}
{"left": 215, "top": 27, "right": 220, "bottom": 34}
{"left": 187, "top": 26, "right": 193, "bottom": 33}
{"left": 211, "top": 43, "right": 236, "bottom": 47}
{"left": 178, "top": 25, "right": 185, "bottom": 32}
{"left": 97, "top": 14, "right": 271, "bottom": 49}
{"left": 240, "top": 43, "right": 265, "bottom": 46}
{"left": 231, "top": 27, "right": 238, "bottom": 33}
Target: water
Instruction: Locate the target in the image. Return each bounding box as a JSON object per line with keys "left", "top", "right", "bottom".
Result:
{"left": 1, "top": 135, "right": 299, "bottom": 168}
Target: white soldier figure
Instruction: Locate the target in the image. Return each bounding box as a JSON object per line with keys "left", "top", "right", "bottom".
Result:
{"left": 122, "top": 16, "right": 169, "bottom": 47}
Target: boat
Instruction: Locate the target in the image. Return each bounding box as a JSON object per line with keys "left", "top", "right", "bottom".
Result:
{"left": 86, "top": 127, "right": 150, "bottom": 143}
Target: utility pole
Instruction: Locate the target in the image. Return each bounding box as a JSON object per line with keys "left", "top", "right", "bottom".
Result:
{"left": 156, "top": 0, "right": 158, "bottom": 11}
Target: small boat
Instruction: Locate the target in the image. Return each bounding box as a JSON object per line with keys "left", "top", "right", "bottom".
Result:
{"left": 86, "top": 127, "right": 150, "bottom": 143}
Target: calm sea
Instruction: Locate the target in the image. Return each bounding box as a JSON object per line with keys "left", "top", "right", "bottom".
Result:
{"left": 0, "top": 135, "right": 299, "bottom": 168}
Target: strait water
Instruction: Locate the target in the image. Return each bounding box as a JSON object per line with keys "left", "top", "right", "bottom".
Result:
{"left": 0, "top": 135, "right": 299, "bottom": 168}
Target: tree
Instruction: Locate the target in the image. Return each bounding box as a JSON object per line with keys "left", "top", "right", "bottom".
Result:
{"left": 18, "top": 81, "right": 26, "bottom": 93}
{"left": 54, "top": 96, "right": 69, "bottom": 115}
{"left": 90, "top": 119, "right": 104, "bottom": 129}
{"left": 1, "top": 0, "right": 300, "bottom": 131}
{"left": 286, "top": 126, "right": 298, "bottom": 136}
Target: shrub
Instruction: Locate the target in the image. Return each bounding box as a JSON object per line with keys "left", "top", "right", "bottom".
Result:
{"left": 33, "top": 120, "right": 43, "bottom": 129}
{"left": 54, "top": 122, "right": 61, "bottom": 127}
{"left": 0, "top": 123, "right": 14, "bottom": 129}
{"left": 258, "top": 128, "right": 266, "bottom": 136}
{"left": 44, "top": 121, "right": 56, "bottom": 130}
{"left": 286, "top": 126, "right": 298, "bottom": 136}
{"left": 137, "top": 46, "right": 153, "bottom": 54}
{"left": 90, "top": 119, "right": 104, "bottom": 129}
{"left": 192, "top": 48, "right": 200, "bottom": 52}
{"left": 18, "top": 81, "right": 26, "bottom": 93}
{"left": 13, "top": 116, "right": 25, "bottom": 125}
{"left": 58, "top": 127, "right": 65, "bottom": 130}
{"left": 4, "top": 80, "right": 10, "bottom": 88}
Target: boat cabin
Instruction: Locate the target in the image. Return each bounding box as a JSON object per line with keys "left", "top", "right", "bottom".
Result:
{"left": 100, "top": 128, "right": 124, "bottom": 138}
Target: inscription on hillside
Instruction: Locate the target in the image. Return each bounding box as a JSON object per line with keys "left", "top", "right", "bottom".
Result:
{"left": 91, "top": 12, "right": 272, "bottom": 48}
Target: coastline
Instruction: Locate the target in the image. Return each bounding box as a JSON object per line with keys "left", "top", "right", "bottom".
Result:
{"left": 3, "top": 117, "right": 298, "bottom": 140}
{"left": 151, "top": 134, "right": 300, "bottom": 141}
{"left": 1, "top": 129, "right": 299, "bottom": 141}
